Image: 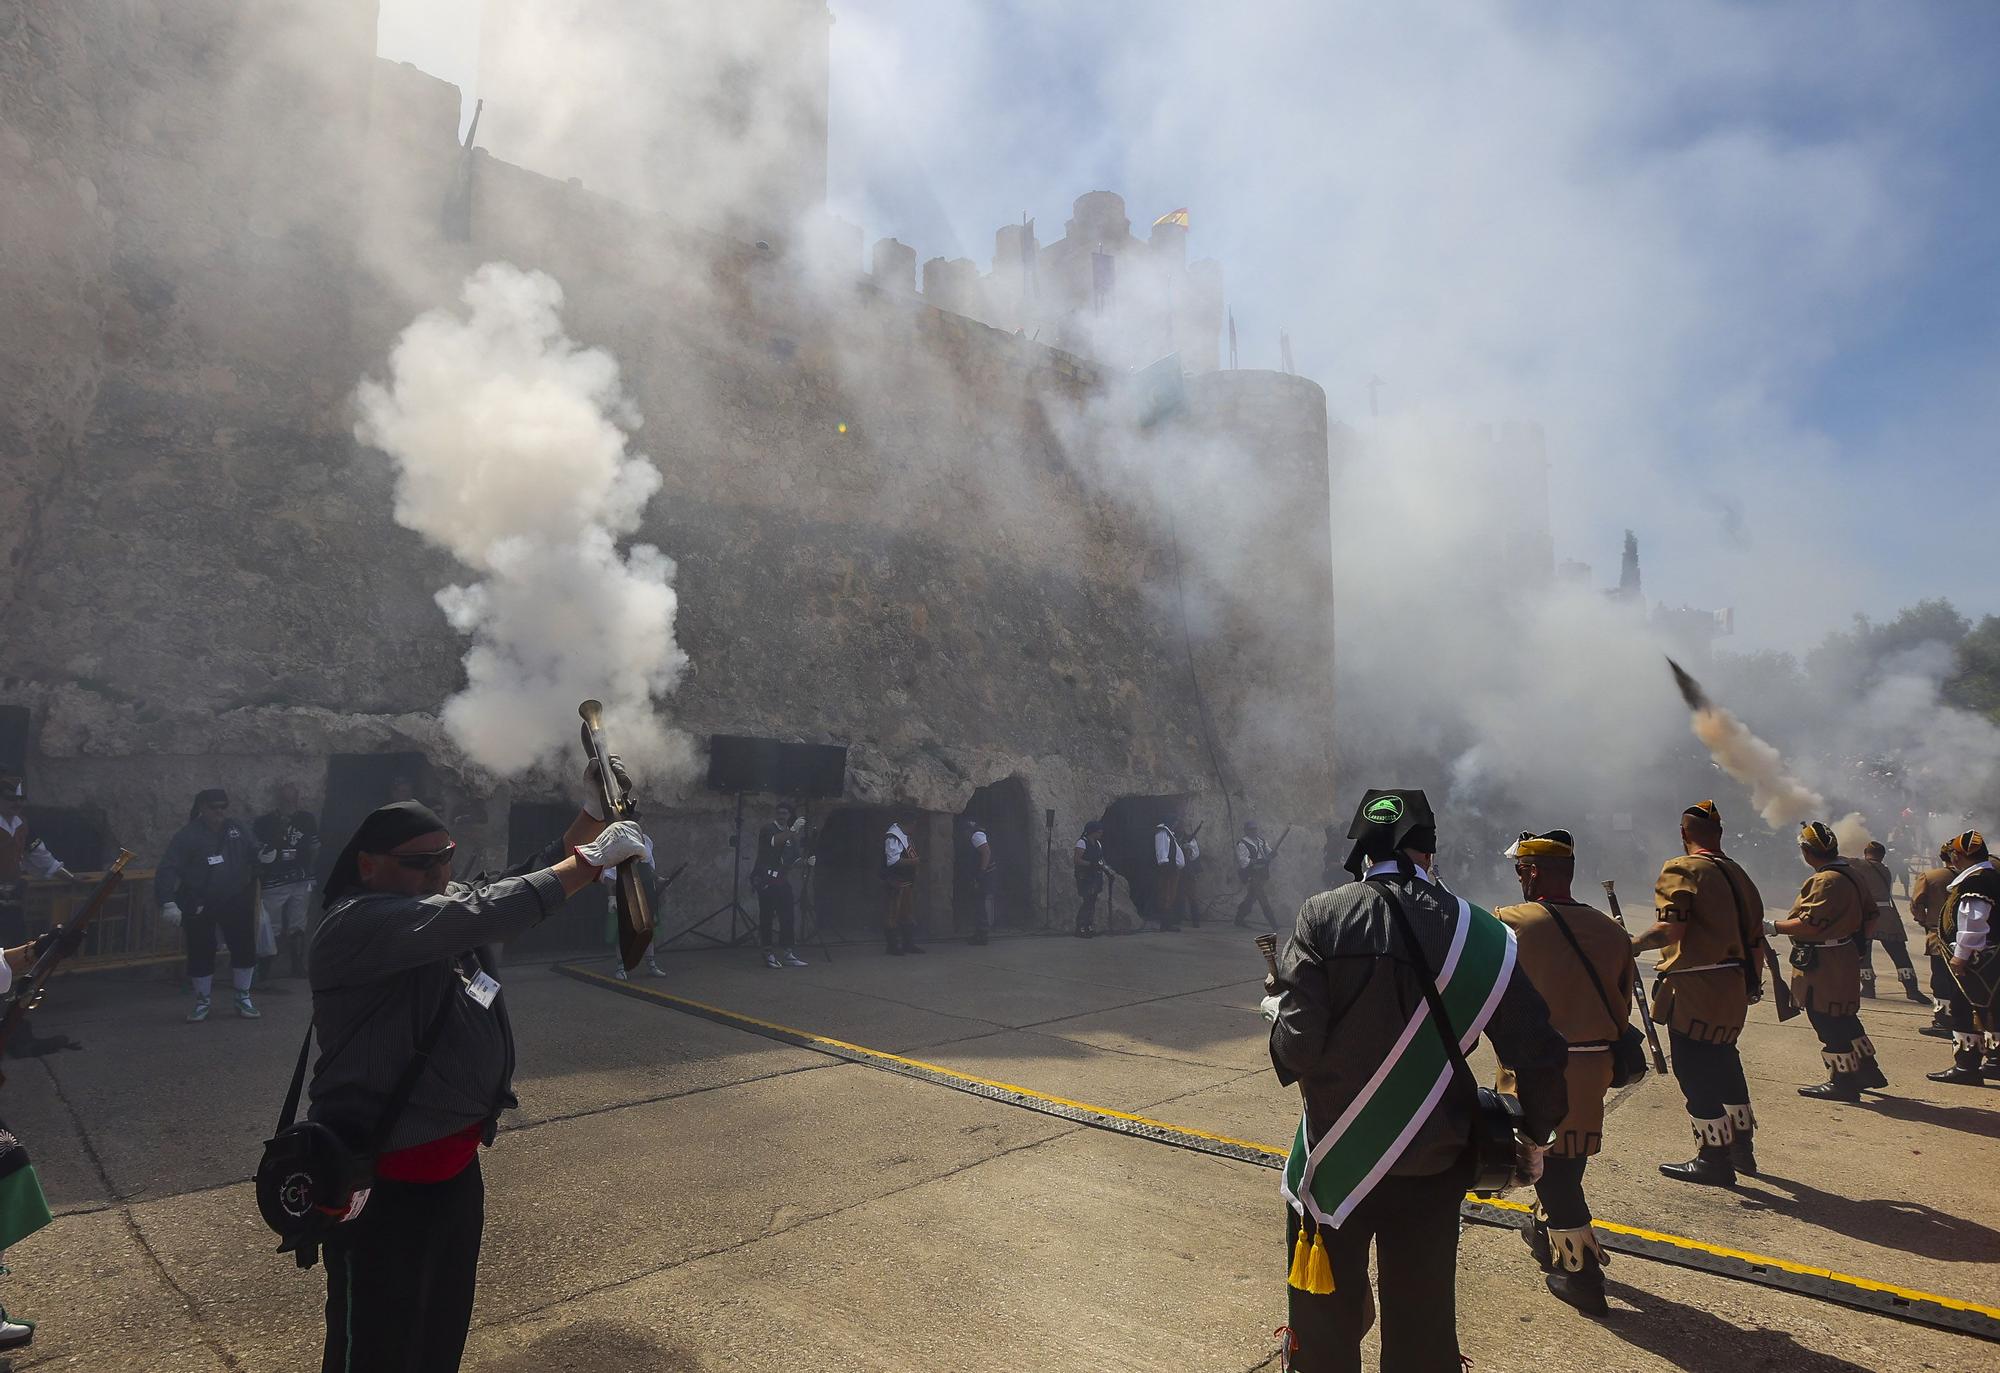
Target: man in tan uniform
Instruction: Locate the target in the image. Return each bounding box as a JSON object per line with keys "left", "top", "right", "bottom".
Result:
{"left": 1927, "top": 830, "right": 2000, "bottom": 1084}
{"left": 1855, "top": 841, "right": 1925, "bottom": 1002}
{"left": 1495, "top": 829, "right": 1635, "bottom": 1317}
{"left": 1772, "top": 821, "right": 1885, "bottom": 1102}
{"left": 1910, "top": 842, "right": 1958, "bottom": 1035}
{"left": 1631, "top": 801, "right": 1765, "bottom": 1186}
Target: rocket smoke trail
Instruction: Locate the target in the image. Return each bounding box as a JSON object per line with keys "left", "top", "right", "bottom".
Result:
{"left": 1667, "top": 658, "right": 1870, "bottom": 847}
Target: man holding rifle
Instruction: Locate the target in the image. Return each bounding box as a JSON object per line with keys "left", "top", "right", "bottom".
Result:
{"left": 1234, "top": 819, "right": 1281, "bottom": 930}
{"left": 1494, "top": 829, "right": 1635, "bottom": 1316}
{"left": 1631, "top": 800, "right": 1768, "bottom": 1187}
{"left": 306, "top": 759, "right": 650, "bottom": 1373}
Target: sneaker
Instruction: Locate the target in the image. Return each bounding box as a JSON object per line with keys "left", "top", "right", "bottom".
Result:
{"left": 645, "top": 959, "right": 666, "bottom": 978}
{"left": 613, "top": 965, "right": 629, "bottom": 981}
{"left": 765, "top": 951, "right": 782, "bottom": 969}
{"left": 0, "top": 1306, "right": 34, "bottom": 1351}
{"left": 782, "top": 950, "right": 808, "bottom": 967}
{"left": 186, "top": 996, "right": 211, "bottom": 1023}
{"left": 234, "top": 993, "right": 261, "bottom": 1020}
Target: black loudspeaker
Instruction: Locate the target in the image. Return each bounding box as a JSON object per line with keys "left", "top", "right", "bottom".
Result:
{"left": 706, "top": 736, "right": 848, "bottom": 800}
{"left": 0, "top": 705, "right": 27, "bottom": 774}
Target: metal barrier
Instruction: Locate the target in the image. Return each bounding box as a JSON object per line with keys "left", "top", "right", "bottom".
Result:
{"left": 22, "top": 870, "right": 177, "bottom": 972}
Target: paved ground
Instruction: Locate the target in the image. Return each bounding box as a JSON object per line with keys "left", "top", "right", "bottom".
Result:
{"left": 0, "top": 922, "right": 1994, "bottom": 1371}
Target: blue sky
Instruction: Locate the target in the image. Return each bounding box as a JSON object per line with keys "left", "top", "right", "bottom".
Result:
{"left": 379, "top": 2, "right": 2000, "bottom": 652}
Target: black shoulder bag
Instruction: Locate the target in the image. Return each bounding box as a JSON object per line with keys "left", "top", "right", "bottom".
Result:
{"left": 255, "top": 966, "right": 462, "bottom": 1269}
{"left": 1539, "top": 902, "right": 1648, "bottom": 1088}
{"left": 1368, "top": 881, "right": 1524, "bottom": 1195}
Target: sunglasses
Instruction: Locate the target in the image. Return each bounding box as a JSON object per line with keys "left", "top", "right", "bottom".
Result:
{"left": 389, "top": 842, "right": 457, "bottom": 872}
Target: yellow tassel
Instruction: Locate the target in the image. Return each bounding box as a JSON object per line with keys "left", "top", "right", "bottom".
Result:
{"left": 1306, "top": 1231, "right": 1336, "bottom": 1295}
{"left": 1287, "top": 1220, "right": 1313, "bottom": 1289}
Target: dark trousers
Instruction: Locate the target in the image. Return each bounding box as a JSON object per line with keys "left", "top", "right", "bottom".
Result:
{"left": 756, "top": 878, "right": 795, "bottom": 950}
{"left": 1074, "top": 878, "right": 1101, "bottom": 931}
{"left": 1932, "top": 953, "right": 1970, "bottom": 1008}
{"left": 1535, "top": 1153, "right": 1590, "bottom": 1229}
{"left": 185, "top": 899, "right": 257, "bottom": 977}
{"left": 1179, "top": 871, "right": 1202, "bottom": 925}
{"left": 973, "top": 870, "right": 995, "bottom": 934}
{"left": 322, "top": 1159, "right": 485, "bottom": 1373}
{"left": 1860, "top": 936, "right": 1914, "bottom": 974}
{"left": 1806, "top": 1006, "right": 1864, "bottom": 1057}
{"left": 1284, "top": 1159, "right": 1470, "bottom": 1373}
{"left": 1237, "top": 877, "right": 1278, "bottom": 929}
{"left": 1668, "top": 1029, "right": 1750, "bottom": 1119}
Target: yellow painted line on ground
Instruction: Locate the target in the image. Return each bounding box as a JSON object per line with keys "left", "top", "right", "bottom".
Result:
{"left": 565, "top": 963, "right": 2000, "bottom": 1328}
{"left": 565, "top": 965, "right": 1284, "bottom": 1157}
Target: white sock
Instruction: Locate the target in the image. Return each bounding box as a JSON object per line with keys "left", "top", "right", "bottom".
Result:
{"left": 191, "top": 975, "right": 213, "bottom": 999}
{"left": 231, "top": 966, "right": 254, "bottom": 994}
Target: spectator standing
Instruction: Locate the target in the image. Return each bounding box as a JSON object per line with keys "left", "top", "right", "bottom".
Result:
{"left": 156, "top": 789, "right": 261, "bottom": 1022}
{"left": 253, "top": 782, "right": 320, "bottom": 980}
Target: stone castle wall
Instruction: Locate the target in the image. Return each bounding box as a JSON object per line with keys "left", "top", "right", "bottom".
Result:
{"left": 0, "top": 4, "right": 1334, "bottom": 935}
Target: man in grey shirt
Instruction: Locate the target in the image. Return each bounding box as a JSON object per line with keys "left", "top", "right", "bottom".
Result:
{"left": 307, "top": 776, "right": 648, "bottom": 1373}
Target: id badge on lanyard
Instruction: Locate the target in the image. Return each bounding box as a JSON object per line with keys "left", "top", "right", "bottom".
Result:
{"left": 463, "top": 968, "right": 501, "bottom": 1009}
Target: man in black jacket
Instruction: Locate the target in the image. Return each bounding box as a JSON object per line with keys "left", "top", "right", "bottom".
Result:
{"left": 156, "top": 789, "right": 262, "bottom": 1022}
{"left": 307, "top": 775, "right": 649, "bottom": 1373}
{"left": 1266, "top": 788, "right": 1567, "bottom": 1373}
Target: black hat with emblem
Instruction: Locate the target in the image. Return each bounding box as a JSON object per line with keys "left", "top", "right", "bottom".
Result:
{"left": 1343, "top": 788, "right": 1438, "bottom": 879}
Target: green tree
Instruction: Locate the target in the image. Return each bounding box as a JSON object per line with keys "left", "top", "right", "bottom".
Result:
{"left": 1946, "top": 615, "right": 2000, "bottom": 721}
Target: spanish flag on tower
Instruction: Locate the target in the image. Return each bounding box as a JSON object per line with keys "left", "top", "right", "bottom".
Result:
{"left": 1153, "top": 208, "right": 1190, "bottom": 228}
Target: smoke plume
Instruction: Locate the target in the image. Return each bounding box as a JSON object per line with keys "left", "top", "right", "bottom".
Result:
{"left": 354, "top": 262, "right": 691, "bottom": 778}
{"left": 1674, "top": 660, "right": 1871, "bottom": 848}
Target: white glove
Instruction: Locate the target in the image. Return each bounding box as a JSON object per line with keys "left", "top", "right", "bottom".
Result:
{"left": 1258, "top": 994, "right": 1284, "bottom": 1024}
{"left": 577, "top": 821, "right": 648, "bottom": 870}
{"left": 1762, "top": 918, "right": 1778, "bottom": 938}
{"left": 259, "top": 847, "right": 279, "bottom": 865}
{"left": 159, "top": 902, "right": 183, "bottom": 927}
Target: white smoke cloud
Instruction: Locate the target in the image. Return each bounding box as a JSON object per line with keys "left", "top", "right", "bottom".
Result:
{"left": 354, "top": 262, "right": 692, "bottom": 777}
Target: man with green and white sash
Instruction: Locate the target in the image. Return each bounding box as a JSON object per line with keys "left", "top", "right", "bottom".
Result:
{"left": 1265, "top": 788, "right": 1568, "bottom": 1373}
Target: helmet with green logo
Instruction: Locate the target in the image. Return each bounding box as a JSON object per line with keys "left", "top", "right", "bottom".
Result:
{"left": 1342, "top": 788, "right": 1437, "bottom": 879}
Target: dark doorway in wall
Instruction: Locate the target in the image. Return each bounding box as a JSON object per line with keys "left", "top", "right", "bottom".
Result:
{"left": 954, "top": 777, "right": 1034, "bottom": 932}
{"left": 1101, "top": 793, "right": 1193, "bottom": 922}
{"left": 812, "top": 805, "right": 949, "bottom": 938}
{"left": 317, "top": 751, "right": 431, "bottom": 889}
{"left": 24, "top": 806, "right": 110, "bottom": 872}
{"left": 504, "top": 801, "right": 610, "bottom": 956}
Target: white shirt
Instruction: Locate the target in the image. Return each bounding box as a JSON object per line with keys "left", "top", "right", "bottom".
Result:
{"left": 0, "top": 813, "right": 62, "bottom": 878}
{"left": 1237, "top": 836, "right": 1271, "bottom": 870}
{"left": 1185, "top": 838, "right": 1201, "bottom": 862}
{"left": 1154, "top": 826, "right": 1184, "bottom": 867}
{"left": 885, "top": 825, "right": 910, "bottom": 867}
{"left": 1948, "top": 859, "right": 1994, "bottom": 960}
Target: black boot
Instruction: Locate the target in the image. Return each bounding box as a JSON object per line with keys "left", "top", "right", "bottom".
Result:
{"left": 1725, "top": 1106, "right": 1757, "bottom": 1176}
{"left": 1927, "top": 1063, "right": 1983, "bottom": 1085}
{"left": 1660, "top": 1143, "right": 1736, "bottom": 1186}
{"left": 1848, "top": 1040, "right": 1880, "bottom": 1096}
{"left": 887, "top": 930, "right": 905, "bottom": 956}
{"left": 1662, "top": 1119, "right": 1736, "bottom": 1186}
{"left": 904, "top": 928, "right": 926, "bottom": 954}
{"left": 1899, "top": 967, "right": 1927, "bottom": 1004}
{"left": 1543, "top": 1228, "right": 1609, "bottom": 1316}
{"left": 286, "top": 929, "right": 307, "bottom": 980}
{"left": 1799, "top": 1074, "right": 1862, "bottom": 1103}
{"left": 1858, "top": 969, "right": 1875, "bottom": 999}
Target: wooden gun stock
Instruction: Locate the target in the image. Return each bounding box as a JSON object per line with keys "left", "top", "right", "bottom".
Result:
{"left": 579, "top": 700, "right": 655, "bottom": 971}
{"left": 1602, "top": 879, "right": 1671, "bottom": 1073}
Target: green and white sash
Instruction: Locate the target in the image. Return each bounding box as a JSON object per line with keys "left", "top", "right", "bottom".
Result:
{"left": 1281, "top": 895, "right": 1515, "bottom": 1228}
